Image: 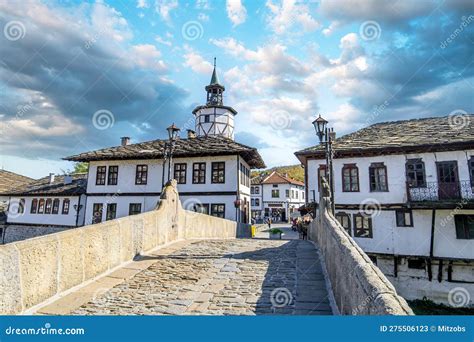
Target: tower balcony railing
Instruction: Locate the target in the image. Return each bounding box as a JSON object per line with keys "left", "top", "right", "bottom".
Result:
{"left": 406, "top": 180, "right": 474, "bottom": 202}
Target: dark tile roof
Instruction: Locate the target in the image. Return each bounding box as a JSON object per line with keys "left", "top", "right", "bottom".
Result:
{"left": 0, "top": 170, "right": 34, "bottom": 193}
{"left": 295, "top": 114, "right": 474, "bottom": 159}
{"left": 3, "top": 174, "right": 87, "bottom": 196}
{"left": 64, "top": 135, "right": 266, "bottom": 169}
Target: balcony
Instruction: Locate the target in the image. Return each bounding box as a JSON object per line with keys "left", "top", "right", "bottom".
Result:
{"left": 407, "top": 180, "right": 474, "bottom": 202}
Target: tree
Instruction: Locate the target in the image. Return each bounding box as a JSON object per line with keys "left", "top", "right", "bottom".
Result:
{"left": 73, "top": 162, "right": 88, "bottom": 174}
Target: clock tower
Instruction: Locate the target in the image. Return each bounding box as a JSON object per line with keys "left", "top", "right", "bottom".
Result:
{"left": 192, "top": 58, "right": 237, "bottom": 140}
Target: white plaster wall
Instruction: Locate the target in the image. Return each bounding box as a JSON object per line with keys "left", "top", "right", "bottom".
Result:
{"left": 7, "top": 196, "right": 84, "bottom": 227}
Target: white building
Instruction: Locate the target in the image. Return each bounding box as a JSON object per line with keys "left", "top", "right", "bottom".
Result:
{"left": 251, "top": 171, "right": 305, "bottom": 223}
{"left": 64, "top": 62, "right": 265, "bottom": 225}
{"left": 295, "top": 115, "right": 474, "bottom": 306}
{"left": 2, "top": 173, "right": 87, "bottom": 243}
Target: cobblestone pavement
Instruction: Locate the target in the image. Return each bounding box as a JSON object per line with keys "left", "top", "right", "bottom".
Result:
{"left": 72, "top": 239, "right": 333, "bottom": 315}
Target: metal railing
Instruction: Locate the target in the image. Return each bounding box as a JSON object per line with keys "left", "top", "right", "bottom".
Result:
{"left": 407, "top": 180, "right": 474, "bottom": 202}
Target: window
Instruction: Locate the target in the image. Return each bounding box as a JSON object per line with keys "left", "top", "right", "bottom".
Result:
{"left": 210, "top": 204, "right": 225, "bottom": 218}
{"left": 251, "top": 199, "right": 255, "bottom": 206}
{"left": 62, "top": 199, "right": 70, "bottom": 214}
{"left": 342, "top": 164, "right": 359, "bottom": 192}
{"left": 174, "top": 163, "right": 187, "bottom": 184}
{"left": 292, "top": 190, "right": 295, "bottom": 198}
{"left": 194, "top": 203, "right": 209, "bottom": 215}
{"left": 251, "top": 186, "right": 255, "bottom": 194}
{"left": 407, "top": 258, "right": 426, "bottom": 269}
{"left": 135, "top": 165, "right": 148, "bottom": 185}
{"left": 396, "top": 209, "right": 413, "bottom": 227}
{"left": 468, "top": 157, "right": 474, "bottom": 182}
{"left": 92, "top": 203, "right": 103, "bottom": 224}
{"left": 406, "top": 159, "right": 426, "bottom": 187}
{"left": 18, "top": 198, "right": 25, "bottom": 214}
{"left": 255, "top": 198, "right": 260, "bottom": 206}
{"left": 353, "top": 214, "right": 373, "bottom": 238}
{"left": 45, "top": 199, "right": 52, "bottom": 214}
{"left": 38, "top": 199, "right": 45, "bottom": 214}
{"left": 204, "top": 115, "right": 210, "bottom": 123}
{"left": 240, "top": 163, "right": 250, "bottom": 187}
{"left": 335, "top": 212, "right": 351, "bottom": 235}
{"left": 52, "top": 199, "right": 60, "bottom": 214}
{"left": 296, "top": 191, "right": 299, "bottom": 199}
{"left": 129, "top": 203, "right": 142, "bottom": 215}
{"left": 193, "top": 162, "right": 206, "bottom": 184}
{"left": 31, "top": 199, "right": 38, "bottom": 214}
{"left": 369, "top": 163, "right": 388, "bottom": 191}
{"left": 271, "top": 189, "right": 279, "bottom": 198}
{"left": 211, "top": 162, "right": 225, "bottom": 183}
{"left": 272, "top": 184, "right": 278, "bottom": 188}
{"left": 318, "top": 165, "right": 327, "bottom": 191}
{"left": 255, "top": 187, "right": 260, "bottom": 194}
{"left": 96, "top": 166, "right": 106, "bottom": 185}
{"left": 285, "top": 189, "right": 290, "bottom": 198}
{"left": 454, "top": 215, "right": 474, "bottom": 239}
{"left": 108, "top": 166, "right": 118, "bottom": 185}
{"left": 106, "top": 203, "right": 117, "bottom": 221}
{"left": 302, "top": 192, "right": 305, "bottom": 200}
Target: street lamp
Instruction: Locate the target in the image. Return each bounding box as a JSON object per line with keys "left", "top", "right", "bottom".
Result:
{"left": 312, "top": 114, "right": 335, "bottom": 214}
{"left": 165, "top": 123, "right": 180, "bottom": 182}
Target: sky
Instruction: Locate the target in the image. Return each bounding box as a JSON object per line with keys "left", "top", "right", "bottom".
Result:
{"left": 0, "top": 0, "right": 473, "bottom": 178}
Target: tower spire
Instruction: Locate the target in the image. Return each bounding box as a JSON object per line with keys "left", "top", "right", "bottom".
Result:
{"left": 210, "top": 57, "right": 220, "bottom": 86}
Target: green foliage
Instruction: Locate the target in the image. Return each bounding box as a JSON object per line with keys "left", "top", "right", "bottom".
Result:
{"left": 269, "top": 228, "right": 283, "bottom": 234}
{"left": 251, "top": 164, "right": 304, "bottom": 182}
{"left": 73, "top": 162, "right": 88, "bottom": 174}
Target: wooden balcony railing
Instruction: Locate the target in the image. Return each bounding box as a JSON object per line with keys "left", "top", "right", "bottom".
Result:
{"left": 407, "top": 180, "right": 474, "bottom": 202}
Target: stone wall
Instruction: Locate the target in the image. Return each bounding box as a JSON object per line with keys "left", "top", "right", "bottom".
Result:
{"left": 0, "top": 180, "right": 239, "bottom": 315}
{"left": 309, "top": 195, "right": 413, "bottom": 315}
{"left": 1, "top": 225, "right": 71, "bottom": 244}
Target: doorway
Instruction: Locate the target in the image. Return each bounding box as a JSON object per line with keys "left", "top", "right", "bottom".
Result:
{"left": 436, "top": 161, "right": 460, "bottom": 200}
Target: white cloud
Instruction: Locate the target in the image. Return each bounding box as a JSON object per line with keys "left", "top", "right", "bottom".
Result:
{"left": 266, "top": 0, "right": 320, "bottom": 34}
{"left": 136, "top": 0, "right": 149, "bottom": 9}
{"left": 155, "top": 0, "right": 178, "bottom": 23}
{"left": 226, "top": 0, "right": 247, "bottom": 27}
{"left": 155, "top": 35, "right": 172, "bottom": 46}
{"left": 198, "top": 12, "right": 210, "bottom": 22}
{"left": 183, "top": 50, "right": 213, "bottom": 74}
{"left": 131, "top": 44, "right": 167, "bottom": 71}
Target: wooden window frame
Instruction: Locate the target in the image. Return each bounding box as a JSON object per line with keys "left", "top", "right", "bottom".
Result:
{"left": 96, "top": 166, "right": 106, "bottom": 185}
{"left": 271, "top": 189, "right": 279, "bottom": 198}
{"left": 469, "top": 156, "right": 474, "bottom": 187}
{"left": 395, "top": 209, "right": 413, "bottom": 227}
{"left": 454, "top": 215, "right": 474, "bottom": 240}
{"left": 106, "top": 203, "right": 117, "bottom": 221}
{"left": 92, "top": 203, "right": 103, "bottom": 224}
{"left": 192, "top": 162, "right": 206, "bottom": 184}
{"left": 129, "top": 203, "right": 142, "bottom": 215}
{"left": 135, "top": 165, "right": 148, "bottom": 185}
{"left": 31, "top": 199, "right": 38, "bottom": 214}
{"left": 107, "top": 165, "right": 119, "bottom": 185}
{"left": 62, "top": 198, "right": 70, "bottom": 215}
{"left": 335, "top": 212, "right": 352, "bottom": 236}
{"left": 211, "top": 162, "right": 225, "bottom": 184}
{"left": 174, "top": 163, "right": 187, "bottom": 184}
{"left": 52, "top": 198, "right": 60, "bottom": 215}
{"left": 285, "top": 189, "right": 290, "bottom": 198}
{"left": 38, "top": 199, "right": 45, "bottom": 214}
{"left": 406, "top": 158, "right": 426, "bottom": 188}
{"left": 342, "top": 164, "right": 359, "bottom": 192}
{"left": 194, "top": 203, "right": 209, "bottom": 215}
{"left": 255, "top": 186, "right": 260, "bottom": 194}
{"left": 210, "top": 203, "right": 225, "bottom": 218}
{"left": 369, "top": 162, "right": 388, "bottom": 192}
{"left": 45, "top": 199, "right": 52, "bottom": 214}
{"left": 255, "top": 198, "right": 260, "bottom": 206}
{"left": 353, "top": 213, "right": 373, "bottom": 238}
{"left": 317, "top": 165, "right": 327, "bottom": 192}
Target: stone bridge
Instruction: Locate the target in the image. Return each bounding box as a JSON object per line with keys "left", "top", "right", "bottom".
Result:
{"left": 0, "top": 181, "right": 412, "bottom": 315}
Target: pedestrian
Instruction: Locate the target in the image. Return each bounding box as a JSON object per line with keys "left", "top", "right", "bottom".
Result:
{"left": 267, "top": 216, "right": 272, "bottom": 230}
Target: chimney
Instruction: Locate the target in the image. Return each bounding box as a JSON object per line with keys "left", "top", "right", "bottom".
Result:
{"left": 121, "top": 136, "right": 130, "bottom": 146}
{"left": 49, "top": 173, "right": 55, "bottom": 184}
{"left": 64, "top": 175, "right": 72, "bottom": 184}
{"left": 187, "top": 129, "right": 196, "bottom": 139}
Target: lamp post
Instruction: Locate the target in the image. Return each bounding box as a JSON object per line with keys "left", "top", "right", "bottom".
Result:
{"left": 312, "top": 114, "right": 336, "bottom": 214}
{"left": 165, "top": 123, "right": 181, "bottom": 182}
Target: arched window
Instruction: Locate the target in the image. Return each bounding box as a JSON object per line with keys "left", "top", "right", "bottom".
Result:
{"left": 31, "top": 199, "right": 38, "bottom": 214}
{"left": 38, "top": 199, "right": 45, "bottom": 214}
{"left": 45, "top": 199, "right": 52, "bottom": 214}
{"left": 52, "top": 199, "right": 60, "bottom": 214}
{"left": 62, "top": 198, "right": 70, "bottom": 214}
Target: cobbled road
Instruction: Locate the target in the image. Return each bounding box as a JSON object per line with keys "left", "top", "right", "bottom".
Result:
{"left": 72, "top": 239, "right": 333, "bottom": 315}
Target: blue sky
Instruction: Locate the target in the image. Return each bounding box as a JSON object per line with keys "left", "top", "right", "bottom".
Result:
{"left": 0, "top": 0, "right": 473, "bottom": 178}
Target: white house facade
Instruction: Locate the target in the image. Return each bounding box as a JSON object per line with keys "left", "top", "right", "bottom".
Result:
{"left": 295, "top": 115, "right": 474, "bottom": 306}
{"left": 65, "top": 62, "right": 265, "bottom": 225}
{"left": 251, "top": 171, "right": 305, "bottom": 223}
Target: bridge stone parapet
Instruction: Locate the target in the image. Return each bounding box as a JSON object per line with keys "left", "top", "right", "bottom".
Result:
{"left": 309, "top": 187, "right": 413, "bottom": 315}
{"left": 0, "top": 180, "right": 247, "bottom": 315}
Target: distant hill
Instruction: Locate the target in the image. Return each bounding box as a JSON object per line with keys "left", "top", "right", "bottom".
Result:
{"left": 251, "top": 164, "right": 304, "bottom": 183}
